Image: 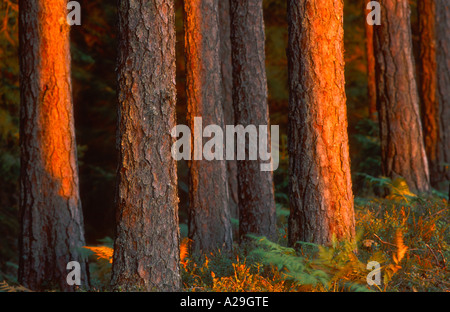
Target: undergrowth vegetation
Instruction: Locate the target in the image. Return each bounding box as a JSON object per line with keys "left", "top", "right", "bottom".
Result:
{"left": 177, "top": 193, "right": 448, "bottom": 292}
{"left": 5, "top": 186, "right": 448, "bottom": 293}
{"left": 1, "top": 177, "right": 448, "bottom": 292}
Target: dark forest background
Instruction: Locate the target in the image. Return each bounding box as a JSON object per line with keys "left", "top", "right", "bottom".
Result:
{"left": 0, "top": 0, "right": 432, "bottom": 276}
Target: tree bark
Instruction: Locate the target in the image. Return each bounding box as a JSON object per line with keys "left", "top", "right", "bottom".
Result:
{"left": 18, "top": 0, "right": 88, "bottom": 291}
{"left": 365, "top": 0, "right": 377, "bottom": 121}
{"left": 111, "top": 0, "right": 181, "bottom": 291}
{"left": 287, "top": 0, "right": 355, "bottom": 246}
{"left": 419, "top": 0, "right": 450, "bottom": 187}
{"left": 184, "top": 0, "right": 233, "bottom": 253}
{"left": 418, "top": 0, "right": 439, "bottom": 186}
{"left": 230, "top": 0, "right": 277, "bottom": 242}
{"left": 435, "top": 0, "right": 450, "bottom": 184}
{"left": 374, "top": 0, "right": 431, "bottom": 193}
{"left": 219, "top": 0, "right": 239, "bottom": 220}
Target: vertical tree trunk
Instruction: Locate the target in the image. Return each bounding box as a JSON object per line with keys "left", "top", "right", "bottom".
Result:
{"left": 219, "top": 0, "right": 239, "bottom": 220}
{"left": 435, "top": 0, "right": 450, "bottom": 184}
{"left": 111, "top": 0, "right": 181, "bottom": 291}
{"left": 365, "top": 0, "right": 377, "bottom": 121}
{"left": 230, "top": 0, "right": 277, "bottom": 242}
{"left": 374, "top": 0, "right": 431, "bottom": 193}
{"left": 287, "top": 0, "right": 355, "bottom": 246}
{"left": 418, "top": 0, "right": 439, "bottom": 186}
{"left": 184, "top": 0, "right": 233, "bottom": 253}
{"left": 18, "top": 0, "right": 88, "bottom": 291}
{"left": 420, "top": 0, "right": 450, "bottom": 187}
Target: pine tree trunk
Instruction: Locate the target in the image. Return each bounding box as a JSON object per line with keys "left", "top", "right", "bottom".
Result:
{"left": 365, "top": 0, "right": 377, "bottom": 121}
{"left": 418, "top": 0, "right": 440, "bottom": 187}
{"left": 184, "top": 0, "right": 233, "bottom": 253}
{"left": 435, "top": 0, "right": 450, "bottom": 185}
{"left": 111, "top": 0, "right": 181, "bottom": 291}
{"left": 287, "top": 0, "right": 355, "bottom": 246}
{"left": 374, "top": 0, "right": 431, "bottom": 193}
{"left": 417, "top": 0, "right": 450, "bottom": 188}
{"left": 230, "top": 0, "right": 277, "bottom": 242}
{"left": 219, "top": 0, "right": 239, "bottom": 220}
{"left": 18, "top": 0, "right": 88, "bottom": 291}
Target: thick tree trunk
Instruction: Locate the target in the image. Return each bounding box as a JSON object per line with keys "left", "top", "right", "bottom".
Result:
{"left": 421, "top": 0, "right": 450, "bottom": 186}
{"left": 111, "top": 0, "right": 181, "bottom": 291}
{"left": 365, "top": 0, "right": 377, "bottom": 121}
{"left": 184, "top": 0, "right": 233, "bottom": 253}
{"left": 18, "top": 0, "right": 88, "bottom": 291}
{"left": 219, "top": 0, "right": 239, "bottom": 220}
{"left": 287, "top": 0, "right": 355, "bottom": 246}
{"left": 230, "top": 0, "right": 277, "bottom": 242}
{"left": 374, "top": 0, "right": 431, "bottom": 193}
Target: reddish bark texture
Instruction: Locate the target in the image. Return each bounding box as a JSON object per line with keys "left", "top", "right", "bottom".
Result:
{"left": 184, "top": 0, "right": 233, "bottom": 253}
{"left": 18, "top": 0, "right": 88, "bottom": 291}
{"left": 287, "top": 0, "right": 356, "bottom": 246}
{"left": 374, "top": 0, "right": 431, "bottom": 193}
{"left": 435, "top": 0, "right": 450, "bottom": 184}
{"left": 111, "top": 0, "right": 181, "bottom": 291}
{"left": 365, "top": 0, "right": 377, "bottom": 121}
{"left": 418, "top": 0, "right": 450, "bottom": 186}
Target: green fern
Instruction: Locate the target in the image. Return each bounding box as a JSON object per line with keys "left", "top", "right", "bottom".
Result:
{"left": 250, "top": 235, "right": 374, "bottom": 292}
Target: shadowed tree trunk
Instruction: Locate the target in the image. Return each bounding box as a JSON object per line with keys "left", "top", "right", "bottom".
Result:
{"left": 184, "top": 0, "right": 233, "bottom": 253}
{"left": 18, "top": 0, "right": 88, "bottom": 291}
{"left": 111, "top": 0, "right": 181, "bottom": 291}
{"left": 287, "top": 0, "right": 355, "bottom": 246}
{"left": 374, "top": 0, "right": 431, "bottom": 193}
{"left": 365, "top": 0, "right": 377, "bottom": 121}
{"left": 435, "top": 0, "right": 450, "bottom": 185}
{"left": 230, "top": 0, "right": 277, "bottom": 242}
{"left": 219, "top": 0, "right": 239, "bottom": 220}
{"left": 419, "top": 0, "right": 450, "bottom": 187}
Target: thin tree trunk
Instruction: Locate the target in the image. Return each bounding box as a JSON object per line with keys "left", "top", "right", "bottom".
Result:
{"left": 111, "top": 0, "right": 181, "bottom": 291}
{"left": 287, "top": 0, "right": 355, "bottom": 246}
{"left": 374, "top": 0, "right": 431, "bottom": 193}
{"left": 18, "top": 0, "right": 88, "bottom": 291}
{"left": 365, "top": 0, "right": 377, "bottom": 121}
{"left": 219, "top": 0, "right": 239, "bottom": 220}
{"left": 230, "top": 0, "right": 277, "bottom": 242}
{"left": 434, "top": 0, "right": 450, "bottom": 185}
{"left": 416, "top": 0, "right": 450, "bottom": 188}
{"left": 418, "top": 0, "right": 440, "bottom": 187}
{"left": 184, "top": 0, "right": 233, "bottom": 253}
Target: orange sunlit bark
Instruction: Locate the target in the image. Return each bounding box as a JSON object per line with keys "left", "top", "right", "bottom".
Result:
{"left": 38, "top": 2, "right": 77, "bottom": 198}
{"left": 184, "top": 1, "right": 203, "bottom": 116}
{"left": 19, "top": 0, "right": 87, "bottom": 291}
{"left": 287, "top": 0, "right": 356, "bottom": 245}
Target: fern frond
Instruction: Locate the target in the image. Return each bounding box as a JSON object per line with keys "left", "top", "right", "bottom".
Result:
{"left": 393, "top": 229, "right": 408, "bottom": 264}
{"left": 0, "top": 281, "right": 32, "bottom": 292}
{"left": 83, "top": 246, "right": 114, "bottom": 263}
{"left": 180, "top": 237, "right": 191, "bottom": 268}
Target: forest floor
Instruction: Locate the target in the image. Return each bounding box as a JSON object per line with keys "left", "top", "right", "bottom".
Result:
{"left": 82, "top": 192, "right": 449, "bottom": 292}
{"left": 1, "top": 190, "right": 449, "bottom": 292}
{"left": 175, "top": 195, "right": 449, "bottom": 292}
